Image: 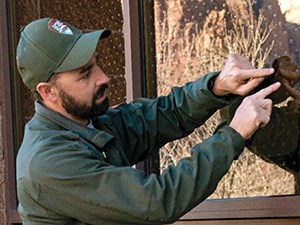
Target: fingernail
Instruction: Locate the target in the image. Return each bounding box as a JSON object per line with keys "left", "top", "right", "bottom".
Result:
{"left": 269, "top": 68, "right": 275, "bottom": 73}
{"left": 274, "top": 82, "right": 281, "bottom": 87}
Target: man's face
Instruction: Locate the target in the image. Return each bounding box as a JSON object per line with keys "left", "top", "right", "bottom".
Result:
{"left": 57, "top": 83, "right": 109, "bottom": 120}
{"left": 53, "top": 53, "right": 111, "bottom": 120}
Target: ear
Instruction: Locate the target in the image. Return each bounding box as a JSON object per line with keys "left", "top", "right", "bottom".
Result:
{"left": 36, "top": 82, "right": 58, "bottom": 103}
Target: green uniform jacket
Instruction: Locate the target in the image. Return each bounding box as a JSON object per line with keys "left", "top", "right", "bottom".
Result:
{"left": 17, "top": 72, "right": 245, "bottom": 225}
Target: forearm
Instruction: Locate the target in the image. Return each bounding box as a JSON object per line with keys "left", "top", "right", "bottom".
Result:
{"left": 106, "top": 72, "right": 238, "bottom": 164}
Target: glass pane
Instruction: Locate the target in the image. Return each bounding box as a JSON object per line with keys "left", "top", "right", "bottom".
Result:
{"left": 155, "top": 0, "right": 300, "bottom": 198}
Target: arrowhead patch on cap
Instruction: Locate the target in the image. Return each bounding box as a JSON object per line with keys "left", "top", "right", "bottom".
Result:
{"left": 48, "top": 19, "right": 73, "bottom": 35}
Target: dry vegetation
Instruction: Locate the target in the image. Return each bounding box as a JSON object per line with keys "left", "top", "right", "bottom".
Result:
{"left": 155, "top": 0, "right": 295, "bottom": 198}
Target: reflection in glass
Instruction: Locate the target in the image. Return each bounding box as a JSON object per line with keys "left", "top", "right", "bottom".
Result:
{"left": 155, "top": 0, "right": 300, "bottom": 198}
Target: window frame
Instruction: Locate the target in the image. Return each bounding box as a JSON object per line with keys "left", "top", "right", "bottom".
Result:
{"left": 0, "top": 0, "right": 22, "bottom": 223}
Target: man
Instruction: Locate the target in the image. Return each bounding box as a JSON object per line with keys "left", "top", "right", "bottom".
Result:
{"left": 16, "top": 18, "right": 280, "bottom": 225}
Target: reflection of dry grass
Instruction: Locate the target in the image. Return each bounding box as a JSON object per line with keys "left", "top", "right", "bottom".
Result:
{"left": 226, "top": 0, "right": 275, "bottom": 68}
{"left": 212, "top": 150, "right": 295, "bottom": 198}
{"left": 156, "top": 0, "right": 295, "bottom": 198}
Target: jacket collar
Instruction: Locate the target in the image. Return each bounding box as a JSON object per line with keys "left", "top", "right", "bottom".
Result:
{"left": 34, "top": 100, "right": 114, "bottom": 149}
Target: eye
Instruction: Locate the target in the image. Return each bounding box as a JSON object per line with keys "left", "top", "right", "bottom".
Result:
{"left": 80, "top": 70, "right": 91, "bottom": 80}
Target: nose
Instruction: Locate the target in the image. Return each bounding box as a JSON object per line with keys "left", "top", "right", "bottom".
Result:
{"left": 95, "top": 66, "right": 110, "bottom": 87}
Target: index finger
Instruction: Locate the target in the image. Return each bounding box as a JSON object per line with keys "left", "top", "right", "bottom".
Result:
{"left": 238, "top": 68, "right": 275, "bottom": 80}
{"left": 253, "top": 82, "right": 281, "bottom": 99}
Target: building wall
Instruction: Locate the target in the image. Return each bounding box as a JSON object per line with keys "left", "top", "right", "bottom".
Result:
{"left": 0, "top": 1, "right": 125, "bottom": 224}
{"left": 0, "top": 112, "right": 6, "bottom": 224}
{"left": 15, "top": 0, "right": 126, "bottom": 131}
{"left": 0, "top": 1, "right": 7, "bottom": 220}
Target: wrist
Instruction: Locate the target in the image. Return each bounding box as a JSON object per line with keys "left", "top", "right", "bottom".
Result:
{"left": 229, "top": 124, "right": 247, "bottom": 140}
{"left": 212, "top": 75, "right": 228, "bottom": 96}
{"left": 209, "top": 75, "right": 234, "bottom": 102}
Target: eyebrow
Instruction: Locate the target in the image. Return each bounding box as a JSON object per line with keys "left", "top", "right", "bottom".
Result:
{"left": 79, "top": 63, "right": 93, "bottom": 74}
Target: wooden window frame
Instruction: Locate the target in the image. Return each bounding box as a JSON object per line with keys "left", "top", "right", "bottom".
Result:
{"left": 123, "top": 0, "right": 160, "bottom": 175}
{"left": 1, "top": 0, "right": 300, "bottom": 224}
{"left": 0, "top": 0, "right": 22, "bottom": 223}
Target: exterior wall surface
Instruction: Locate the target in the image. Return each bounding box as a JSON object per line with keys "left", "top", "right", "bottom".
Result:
{"left": 1, "top": 0, "right": 125, "bottom": 224}
{"left": 0, "top": 0, "right": 9, "bottom": 222}
{"left": 0, "top": 113, "right": 5, "bottom": 225}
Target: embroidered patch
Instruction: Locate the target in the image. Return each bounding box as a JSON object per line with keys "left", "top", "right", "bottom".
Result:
{"left": 48, "top": 19, "right": 73, "bottom": 35}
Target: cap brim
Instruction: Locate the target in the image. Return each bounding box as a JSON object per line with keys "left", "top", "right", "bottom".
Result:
{"left": 54, "top": 29, "right": 111, "bottom": 73}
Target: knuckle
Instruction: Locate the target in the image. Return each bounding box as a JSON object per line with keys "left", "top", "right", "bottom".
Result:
{"left": 243, "top": 96, "right": 253, "bottom": 103}
{"left": 239, "top": 89, "right": 249, "bottom": 96}
{"left": 228, "top": 53, "right": 236, "bottom": 60}
{"left": 266, "top": 99, "right": 273, "bottom": 105}
{"left": 231, "top": 69, "right": 240, "bottom": 77}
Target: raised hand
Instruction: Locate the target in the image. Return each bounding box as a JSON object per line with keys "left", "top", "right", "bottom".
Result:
{"left": 213, "top": 54, "right": 274, "bottom": 96}
{"left": 229, "top": 82, "right": 281, "bottom": 140}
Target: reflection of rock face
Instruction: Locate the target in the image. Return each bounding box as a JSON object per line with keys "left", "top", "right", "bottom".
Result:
{"left": 155, "top": 0, "right": 298, "bottom": 198}
{"left": 278, "top": 0, "right": 300, "bottom": 65}
{"left": 196, "top": 9, "right": 227, "bottom": 51}
{"left": 154, "top": 0, "right": 300, "bottom": 67}
{"left": 253, "top": 0, "right": 292, "bottom": 65}
{"left": 278, "top": 0, "right": 300, "bottom": 24}
{"left": 154, "top": 0, "right": 229, "bottom": 59}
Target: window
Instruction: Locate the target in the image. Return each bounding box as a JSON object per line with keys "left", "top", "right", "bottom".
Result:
{"left": 153, "top": 0, "right": 300, "bottom": 223}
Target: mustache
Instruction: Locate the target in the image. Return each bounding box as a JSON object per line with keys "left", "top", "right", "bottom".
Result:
{"left": 94, "top": 84, "right": 109, "bottom": 99}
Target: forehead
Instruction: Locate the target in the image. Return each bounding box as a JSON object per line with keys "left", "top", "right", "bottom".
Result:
{"left": 50, "top": 52, "right": 98, "bottom": 82}
{"left": 78, "top": 52, "right": 98, "bottom": 73}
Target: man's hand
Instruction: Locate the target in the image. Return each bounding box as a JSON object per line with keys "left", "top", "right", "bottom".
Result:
{"left": 213, "top": 54, "right": 274, "bottom": 96}
{"left": 229, "top": 82, "right": 281, "bottom": 140}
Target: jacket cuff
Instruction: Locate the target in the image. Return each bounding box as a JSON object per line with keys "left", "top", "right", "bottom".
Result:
{"left": 214, "top": 122, "right": 245, "bottom": 159}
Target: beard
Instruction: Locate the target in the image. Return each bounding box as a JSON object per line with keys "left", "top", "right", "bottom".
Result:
{"left": 58, "top": 84, "right": 110, "bottom": 120}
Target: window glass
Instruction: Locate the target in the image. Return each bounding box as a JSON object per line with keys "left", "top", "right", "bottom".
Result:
{"left": 155, "top": 0, "right": 300, "bottom": 198}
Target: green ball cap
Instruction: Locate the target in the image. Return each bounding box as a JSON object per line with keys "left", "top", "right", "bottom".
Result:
{"left": 16, "top": 18, "right": 111, "bottom": 91}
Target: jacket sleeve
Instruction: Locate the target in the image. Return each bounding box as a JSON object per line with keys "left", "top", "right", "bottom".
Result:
{"left": 22, "top": 124, "right": 244, "bottom": 225}
{"left": 101, "top": 72, "right": 236, "bottom": 164}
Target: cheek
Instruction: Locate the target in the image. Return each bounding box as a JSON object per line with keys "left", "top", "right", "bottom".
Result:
{"left": 76, "top": 88, "right": 95, "bottom": 103}
{"left": 64, "top": 83, "right": 90, "bottom": 97}
{"left": 57, "top": 78, "right": 95, "bottom": 102}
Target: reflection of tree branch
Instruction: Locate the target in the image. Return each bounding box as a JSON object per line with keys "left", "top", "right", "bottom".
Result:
{"left": 227, "top": 0, "right": 275, "bottom": 68}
